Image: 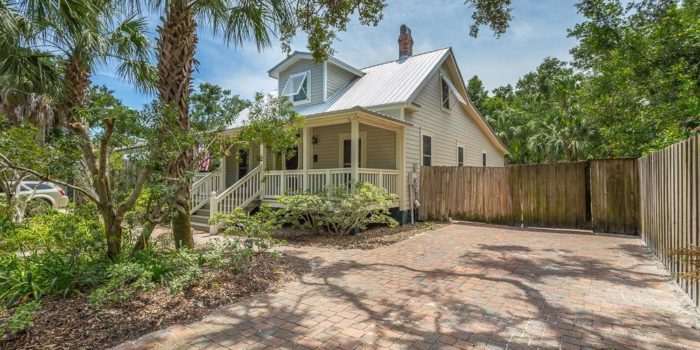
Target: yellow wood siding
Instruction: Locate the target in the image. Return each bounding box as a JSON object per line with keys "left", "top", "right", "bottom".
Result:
{"left": 310, "top": 123, "right": 396, "bottom": 170}
{"left": 401, "top": 63, "right": 505, "bottom": 208}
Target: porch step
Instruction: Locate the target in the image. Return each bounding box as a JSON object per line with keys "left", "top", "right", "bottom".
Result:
{"left": 191, "top": 214, "right": 209, "bottom": 224}
{"left": 191, "top": 221, "right": 210, "bottom": 232}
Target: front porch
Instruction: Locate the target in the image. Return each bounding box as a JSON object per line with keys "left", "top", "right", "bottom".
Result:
{"left": 262, "top": 168, "right": 400, "bottom": 205}
{"left": 191, "top": 111, "right": 408, "bottom": 231}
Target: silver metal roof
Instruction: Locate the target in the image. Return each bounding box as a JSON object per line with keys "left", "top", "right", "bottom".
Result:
{"left": 294, "top": 48, "right": 450, "bottom": 116}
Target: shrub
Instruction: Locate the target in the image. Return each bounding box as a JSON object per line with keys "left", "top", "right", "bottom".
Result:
{"left": 0, "top": 210, "right": 108, "bottom": 305}
{"left": 89, "top": 263, "right": 155, "bottom": 306}
{"left": 211, "top": 205, "right": 280, "bottom": 253}
{"left": 277, "top": 182, "right": 398, "bottom": 235}
{"left": 0, "top": 300, "right": 40, "bottom": 337}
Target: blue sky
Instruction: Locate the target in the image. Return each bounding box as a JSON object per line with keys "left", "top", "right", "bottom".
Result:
{"left": 92, "top": 0, "right": 583, "bottom": 109}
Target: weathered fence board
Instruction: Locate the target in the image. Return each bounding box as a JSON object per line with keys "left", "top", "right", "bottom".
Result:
{"left": 639, "top": 135, "right": 700, "bottom": 306}
{"left": 590, "top": 159, "right": 640, "bottom": 234}
{"left": 419, "top": 161, "right": 610, "bottom": 229}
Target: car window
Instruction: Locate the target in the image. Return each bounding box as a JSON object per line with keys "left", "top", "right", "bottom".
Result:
{"left": 23, "top": 183, "right": 54, "bottom": 190}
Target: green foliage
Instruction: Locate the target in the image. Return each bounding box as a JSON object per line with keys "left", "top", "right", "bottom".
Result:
{"left": 277, "top": 182, "right": 398, "bottom": 235}
{"left": 465, "top": 0, "right": 513, "bottom": 38}
{"left": 0, "top": 209, "right": 108, "bottom": 305}
{"left": 0, "top": 118, "right": 79, "bottom": 223}
{"left": 88, "top": 263, "right": 154, "bottom": 306}
{"left": 239, "top": 93, "right": 304, "bottom": 158}
{"left": 480, "top": 0, "right": 699, "bottom": 163}
{"left": 212, "top": 205, "right": 281, "bottom": 253}
{"left": 0, "top": 300, "right": 40, "bottom": 337}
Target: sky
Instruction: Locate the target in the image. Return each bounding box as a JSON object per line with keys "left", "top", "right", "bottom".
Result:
{"left": 92, "top": 0, "right": 583, "bottom": 109}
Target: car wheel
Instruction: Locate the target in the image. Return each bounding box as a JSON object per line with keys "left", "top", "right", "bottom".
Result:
{"left": 26, "top": 199, "right": 53, "bottom": 217}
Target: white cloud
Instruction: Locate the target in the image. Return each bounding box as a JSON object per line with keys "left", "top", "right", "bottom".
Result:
{"left": 104, "top": 0, "right": 584, "bottom": 107}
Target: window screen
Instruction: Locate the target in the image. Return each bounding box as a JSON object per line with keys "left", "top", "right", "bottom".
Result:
{"left": 422, "top": 135, "right": 432, "bottom": 166}
{"left": 458, "top": 146, "right": 464, "bottom": 166}
{"left": 441, "top": 78, "right": 450, "bottom": 110}
{"left": 482, "top": 152, "right": 487, "bottom": 167}
{"left": 281, "top": 72, "right": 309, "bottom": 103}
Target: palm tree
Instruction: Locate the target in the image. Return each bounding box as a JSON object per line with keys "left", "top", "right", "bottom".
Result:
{"left": 1, "top": 0, "right": 155, "bottom": 260}
{"left": 145, "top": 0, "right": 291, "bottom": 248}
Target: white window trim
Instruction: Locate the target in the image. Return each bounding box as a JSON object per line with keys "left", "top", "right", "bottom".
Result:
{"left": 281, "top": 70, "right": 311, "bottom": 105}
{"left": 421, "top": 132, "right": 433, "bottom": 166}
{"left": 440, "top": 74, "right": 452, "bottom": 113}
{"left": 338, "top": 132, "right": 367, "bottom": 168}
{"left": 456, "top": 143, "right": 465, "bottom": 166}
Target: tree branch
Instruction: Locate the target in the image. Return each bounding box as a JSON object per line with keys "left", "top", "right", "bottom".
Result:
{"left": 0, "top": 152, "right": 100, "bottom": 203}
{"left": 116, "top": 167, "right": 150, "bottom": 218}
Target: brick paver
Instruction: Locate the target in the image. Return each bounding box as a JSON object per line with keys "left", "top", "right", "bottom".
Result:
{"left": 118, "top": 224, "right": 700, "bottom": 349}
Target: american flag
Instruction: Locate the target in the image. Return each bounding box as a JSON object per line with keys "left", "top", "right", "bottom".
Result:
{"left": 195, "top": 145, "right": 211, "bottom": 172}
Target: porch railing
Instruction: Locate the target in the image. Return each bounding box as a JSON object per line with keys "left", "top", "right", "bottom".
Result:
{"left": 210, "top": 164, "right": 262, "bottom": 218}
{"left": 190, "top": 167, "right": 223, "bottom": 213}
{"left": 262, "top": 168, "right": 399, "bottom": 199}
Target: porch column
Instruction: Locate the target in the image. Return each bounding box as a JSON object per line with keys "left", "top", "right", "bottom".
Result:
{"left": 219, "top": 156, "right": 226, "bottom": 190}
{"left": 397, "top": 128, "right": 407, "bottom": 211}
{"left": 350, "top": 115, "right": 359, "bottom": 184}
{"left": 302, "top": 127, "right": 310, "bottom": 190}
{"left": 259, "top": 143, "right": 266, "bottom": 171}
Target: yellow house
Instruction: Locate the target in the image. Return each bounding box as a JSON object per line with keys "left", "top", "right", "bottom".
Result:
{"left": 190, "top": 25, "right": 508, "bottom": 232}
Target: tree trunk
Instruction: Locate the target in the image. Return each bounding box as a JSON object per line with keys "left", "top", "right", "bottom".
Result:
{"left": 156, "top": 0, "right": 197, "bottom": 249}
{"left": 132, "top": 220, "right": 156, "bottom": 254}
{"left": 103, "top": 210, "right": 122, "bottom": 261}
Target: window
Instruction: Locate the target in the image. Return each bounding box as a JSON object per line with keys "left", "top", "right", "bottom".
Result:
{"left": 482, "top": 152, "right": 487, "bottom": 167}
{"left": 281, "top": 71, "right": 310, "bottom": 104}
{"left": 441, "top": 77, "right": 450, "bottom": 110}
{"left": 457, "top": 146, "right": 464, "bottom": 166}
{"left": 22, "top": 182, "right": 53, "bottom": 190}
{"left": 422, "top": 135, "right": 432, "bottom": 166}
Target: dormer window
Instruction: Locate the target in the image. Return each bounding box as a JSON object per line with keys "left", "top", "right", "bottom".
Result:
{"left": 282, "top": 71, "right": 310, "bottom": 104}
{"left": 441, "top": 76, "right": 451, "bottom": 110}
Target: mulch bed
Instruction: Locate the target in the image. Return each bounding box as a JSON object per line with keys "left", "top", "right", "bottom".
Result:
{"left": 0, "top": 253, "right": 311, "bottom": 350}
{"left": 272, "top": 222, "right": 448, "bottom": 250}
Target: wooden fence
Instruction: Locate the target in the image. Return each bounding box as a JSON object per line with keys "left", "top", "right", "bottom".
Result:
{"left": 419, "top": 159, "right": 639, "bottom": 233}
{"left": 590, "top": 159, "right": 640, "bottom": 234}
{"left": 639, "top": 135, "right": 700, "bottom": 306}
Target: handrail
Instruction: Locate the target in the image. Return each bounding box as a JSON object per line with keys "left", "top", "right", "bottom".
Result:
{"left": 190, "top": 168, "right": 222, "bottom": 214}
{"left": 213, "top": 164, "right": 262, "bottom": 201}
{"left": 208, "top": 164, "right": 263, "bottom": 232}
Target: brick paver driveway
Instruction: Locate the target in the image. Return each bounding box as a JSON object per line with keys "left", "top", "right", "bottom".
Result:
{"left": 121, "top": 224, "right": 700, "bottom": 350}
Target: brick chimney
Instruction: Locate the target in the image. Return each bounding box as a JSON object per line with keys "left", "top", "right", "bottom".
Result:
{"left": 398, "top": 24, "right": 413, "bottom": 60}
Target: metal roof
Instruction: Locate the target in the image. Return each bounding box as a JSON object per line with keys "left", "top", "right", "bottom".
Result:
{"left": 294, "top": 48, "right": 450, "bottom": 116}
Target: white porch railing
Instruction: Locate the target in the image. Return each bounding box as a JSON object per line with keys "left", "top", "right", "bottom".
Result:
{"left": 262, "top": 168, "right": 398, "bottom": 199}
{"left": 210, "top": 164, "right": 262, "bottom": 219}
{"left": 190, "top": 168, "right": 223, "bottom": 213}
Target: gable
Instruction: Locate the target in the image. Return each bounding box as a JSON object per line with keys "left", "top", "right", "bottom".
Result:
{"left": 277, "top": 59, "right": 324, "bottom": 105}
{"left": 408, "top": 55, "right": 508, "bottom": 155}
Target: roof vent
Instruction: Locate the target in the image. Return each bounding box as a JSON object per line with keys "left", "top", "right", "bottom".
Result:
{"left": 398, "top": 24, "right": 413, "bottom": 60}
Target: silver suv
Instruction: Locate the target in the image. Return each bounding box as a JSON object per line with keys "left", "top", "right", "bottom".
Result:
{"left": 15, "top": 181, "right": 70, "bottom": 208}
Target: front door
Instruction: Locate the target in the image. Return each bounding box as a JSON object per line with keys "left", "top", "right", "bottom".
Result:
{"left": 285, "top": 147, "right": 299, "bottom": 170}
{"left": 342, "top": 139, "right": 362, "bottom": 168}
{"left": 238, "top": 149, "right": 248, "bottom": 179}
